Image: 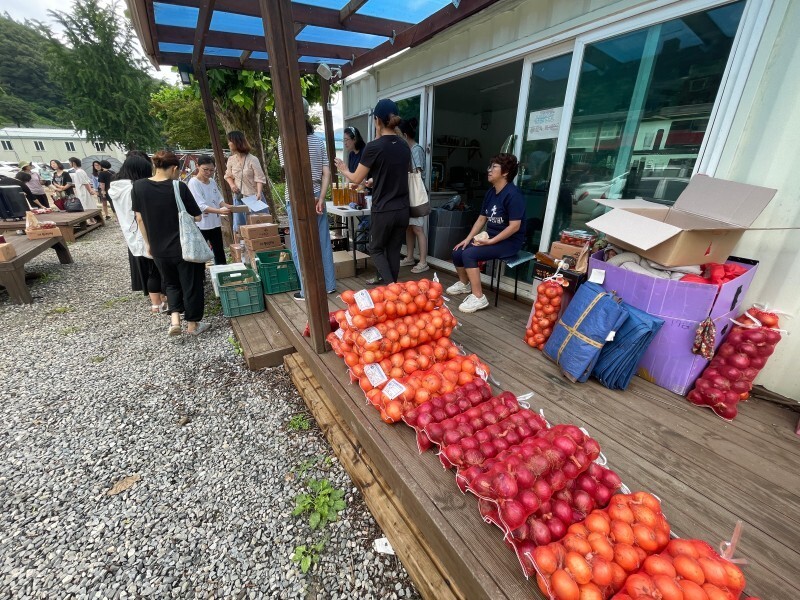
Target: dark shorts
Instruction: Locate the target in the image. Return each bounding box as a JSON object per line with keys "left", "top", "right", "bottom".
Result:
{"left": 452, "top": 239, "right": 522, "bottom": 269}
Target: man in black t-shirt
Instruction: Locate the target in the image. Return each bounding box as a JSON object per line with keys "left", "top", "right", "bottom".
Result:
{"left": 97, "top": 160, "right": 115, "bottom": 219}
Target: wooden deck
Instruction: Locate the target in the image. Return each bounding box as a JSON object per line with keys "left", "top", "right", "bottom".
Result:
{"left": 267, "top": 268, "right": 799, "bottom": 599}
{"left": 230, "top": 310, "right": 293, "bottom": 370}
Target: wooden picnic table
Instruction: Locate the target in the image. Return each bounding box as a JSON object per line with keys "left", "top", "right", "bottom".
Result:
{"left": 0, "top": 234, "right": 73, "bottom": 303}
{"left": 0, "top": 209, "right": 105, "bottom": 243}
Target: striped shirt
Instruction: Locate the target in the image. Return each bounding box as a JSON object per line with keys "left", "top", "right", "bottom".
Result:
{"left": 278, "top": 134, "right": 327, "bottom": 201}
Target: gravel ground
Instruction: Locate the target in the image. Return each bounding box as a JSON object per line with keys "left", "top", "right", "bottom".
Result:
{"left": 0, "top": 224, "right": 421, "bottom": 599}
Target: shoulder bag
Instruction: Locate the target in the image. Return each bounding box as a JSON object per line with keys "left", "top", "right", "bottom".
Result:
{"left": 408, "top": 170, "right": 430, "bottom": 218}
{"left": 64, "top": 195, "right": 84, "bottom": 212}
{"left": 173, "top": 180, "right": 214, "bottom": 263}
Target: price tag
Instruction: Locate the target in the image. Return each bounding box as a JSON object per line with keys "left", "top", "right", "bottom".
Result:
{"left": 361, "top": 327, "right": 382, "bottom": 344}
{"left": 345, "top": 311, "right": 353, "bottom": 326}
{"left": 334, "top": 328, "right": 345, "bottom": 340}
{"left": 364, "top": 364, "right": 388, "bottom": 388}
{"left": 589, "top": 269, "right": 605, "bottom": 284}
{"left": 476, "top": 366, "right": 488, "bottom": 381}
{"left": 354, "top": 289, "right": 375, "bottom": 311}
{"left": 382, "top": 379, "right": 406, "bottom": 400}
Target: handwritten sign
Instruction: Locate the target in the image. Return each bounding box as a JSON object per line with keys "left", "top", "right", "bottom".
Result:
{"left": 526, "top": 107, "right": 563, "bottom": 141}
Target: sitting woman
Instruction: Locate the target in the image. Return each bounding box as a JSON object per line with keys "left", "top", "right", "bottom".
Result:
{"left": 446, "top": 153, "right": 526, "bottom": 313}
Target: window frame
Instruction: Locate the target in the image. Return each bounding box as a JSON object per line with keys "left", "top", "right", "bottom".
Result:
{"left": 33, "top": 140, "right": 45, "bottom": 151}
{"left": 65, "top": 141, "right": 76, "bottom": 152}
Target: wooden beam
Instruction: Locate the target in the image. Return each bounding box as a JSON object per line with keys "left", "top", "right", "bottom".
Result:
{"left": 159, "top": 52, "right": 319, "bottom": 73}
{"left": 157, "top": 24, "right": 372, "bottom": 60}
{"left": 339, "top": 0, "right": 369, "bottom": 23}
{"left": 340, "top": 0, "right": 500, "bottom": 78}
{"left": 156, "top": 0, "right": 412, "bottom": 37}
{"left": 319, "top": 77, "right": 337, "bottom": 179}
{"left": 239, "top": 49, "right": 252, "bottom": 66}
{"left": 259, "top": 0, "right": 329, "bottom": 354}
{"left": 195, "top": 63, "right": 234, "bottom": 246}
{"left": 192, "top": 0, "right": 216, "bottom": 67}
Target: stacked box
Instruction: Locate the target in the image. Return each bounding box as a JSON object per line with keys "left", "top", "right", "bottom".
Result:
{"left": 247, "top": 214, "right": 274, "bottom": 225}
{"left": 239, "top": 223, "right": 283, "bottom": 253}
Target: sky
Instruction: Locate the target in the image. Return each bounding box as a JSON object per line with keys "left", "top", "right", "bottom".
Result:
{"left": 4, "top": 0, "right": 344, "bottom": 133}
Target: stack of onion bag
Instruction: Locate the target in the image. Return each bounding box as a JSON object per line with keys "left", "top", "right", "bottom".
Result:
{"left": 592, "top": 303, "right": 664, "bottom": 390}
{"left": 543, "top": 282, "right": 629, "bottom": 383}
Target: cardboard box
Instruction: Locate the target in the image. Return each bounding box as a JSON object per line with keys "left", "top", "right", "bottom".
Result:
{"left": 25, "top": 227, "right": 61, "bottom": 240}
{"left": 244, "top": 236, "right": 283, "bottom": 253}
{"left": 0, "top": 242, "right": 17, "bottom": 261}
{"left": 586, "top": 175, "right": 777, "bottom": 267}
{"left": 332, "top": 250, "right": 369, "bottom": 279}
{"left": 230, "top": 243, "right": 242, "bottom": 263}
{"left": 239, "top": 223, "right": 279, "bottom": 240}
{"left": 588, "top": 253, "right": 758, "bottom": 395}
{"left": 247, "top": 214, "right": 274, "bottom": 225}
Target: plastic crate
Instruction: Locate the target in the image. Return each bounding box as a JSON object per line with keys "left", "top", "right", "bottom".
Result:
{"left": 254, "top": 249, "right": 300, "bottom": 295}
{"left": 216, "top": 268, "right": 265, "bottom": 317}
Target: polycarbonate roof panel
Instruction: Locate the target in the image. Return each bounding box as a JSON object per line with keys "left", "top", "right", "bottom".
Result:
{"left": 295, "top": 26, "right": 388, "bottom": 49}
{"left": 293, "top": 0, "right": 350, "bottom": 9}
{"left": 154, "top": 3, "right": 198, "bottom": 28}
{"left": 209, "top": 11, "right": 264, "bottom": 36}
{"left": 298, "top": 56, "right": 351, "bottom": 65}
{"left": 159, "top": 42, "right": 192, "bottom": 54}
{"left": 356, "top": 0, "right": 451, "bottom": 22}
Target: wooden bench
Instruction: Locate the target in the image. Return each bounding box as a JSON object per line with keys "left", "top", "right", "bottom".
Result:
{"left": 0, "top": 235, "right": 73, "bottom": 303}
{"left": 230, "top": 310, "right": 294, "bottom": 369}
{"left": 0, "top": 209, "right": 105, "bottom": 243}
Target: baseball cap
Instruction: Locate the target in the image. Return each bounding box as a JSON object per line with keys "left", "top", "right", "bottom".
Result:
{"left": 373, "top": 98, "right": 398, "bottom": 121}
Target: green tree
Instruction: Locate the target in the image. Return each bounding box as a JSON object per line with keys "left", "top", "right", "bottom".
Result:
{"left": 0, "top": 15, "right": 69, "bottom": 126}
{"left": 149, "top": 84, "right": 225, "bottom": 150}
{"left": 199, "top": 68, "right": 325, "bottom": 215}
{"left": 0, "top": 94, "right": 35, "bottom": 127}
{"left": 47, "top": 0, "right": 161, "bottom": 150}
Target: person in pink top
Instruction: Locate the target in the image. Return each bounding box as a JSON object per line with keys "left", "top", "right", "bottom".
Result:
{"left": 223, "top": 131, "right": 267, "bottom": 232}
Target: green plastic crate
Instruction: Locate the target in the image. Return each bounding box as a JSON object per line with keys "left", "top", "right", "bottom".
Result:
{"left": 254, "top": 249, "right": 300, "bottom": 295}
{"left": 216, "top": 268, "right": 265, "bottom": 317}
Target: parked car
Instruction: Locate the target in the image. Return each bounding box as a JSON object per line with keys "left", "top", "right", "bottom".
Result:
{"left": 570, "top": 174, "right": 690, "bottom": 229}
{"left": 0, "top": 161, "right": 19, "bottom": 178}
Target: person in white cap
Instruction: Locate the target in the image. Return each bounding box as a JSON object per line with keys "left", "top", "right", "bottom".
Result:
{"left": 17, "top": 161, "right": 50, "bottom": 208}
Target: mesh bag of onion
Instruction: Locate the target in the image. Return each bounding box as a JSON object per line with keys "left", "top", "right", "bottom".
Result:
{"left": 531, "top": 492, "right": 671, "bottom": 600}
{"left": 525, "top": 278, "right": 567, "bottom": 350}
{"left": 686, "top": 305, "right": 783, "bottom": 421}
{"left": 403, "top": 379, "right": 493, "bottom": 452}
{"left": 338, "top": 279, "right": 444, "bottom": 331}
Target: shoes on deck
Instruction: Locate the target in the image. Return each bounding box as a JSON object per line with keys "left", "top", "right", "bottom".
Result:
{"left": 399, "top": 257, "right": 416, "bottom": 267}
{"left": 446, "top": 280, "right": 471, "bottom": 295}
{"left": 458, "top": 293, "right": 489, "bottom": 313}
{"left": 410, "top": 262, "right": 429, "bottom": 273}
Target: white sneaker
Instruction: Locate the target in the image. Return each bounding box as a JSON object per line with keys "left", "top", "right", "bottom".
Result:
{"left": 411, "top": 262, "right": 429, "bottom": 274}
{"left": 459, "top": 294, "right": 489, "bottom": 313}
{"left": 446, "top": 280, "right": 472, "bottom": 295}
{"left": 399, "top": 257, "right": 416, "bottom": 267}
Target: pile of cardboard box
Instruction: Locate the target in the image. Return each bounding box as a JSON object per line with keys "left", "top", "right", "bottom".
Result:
{"left": 231, "top": 214, "right": 283, "bottom": 262}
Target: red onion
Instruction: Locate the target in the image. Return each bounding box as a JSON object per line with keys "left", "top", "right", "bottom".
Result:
{"left": 481, "top": 441, "right": 497, "bottom": 458}
{"left": 483, "top": 412, "right": 499, "bottom": 425}
{"left": 472, "top": 473, "right": 494, "bottom": 497}
{"left": 552, "top": 499, "right": 573, "bottom": 523}
{"left": 727, "top": 354, "right": 750, "bottom": 370}
{"left": 743, "top": 329, "right": 766, "bottom": 344}
{"left": 594, "top": 485, "right": 612, "bottom": 506}
{"left": 500, "top": 499, "right": 526, "bottom": 530}
{"left": 461, "top": 437, "right": 479, "bottom": 451}
{"left": 493, "top": 472, "right": 519, "bottom": 499}
{"left": 505, "top": 430, "right": 521, "bottom": 447}
{"left": 444, "top": 445, "right": 463, "bottom": 464}
{"left": 457, "top": 399, "right": 471, "bottom": 412}
{"left": 531, "top": 519, "right": 552, "bottom": 545}
{"left": 533, "top": 479, "right": 553, "bottom": 502}
{"left": 573, "top": 490, "right": 594, "bottom": 514}
{"left": 494, "top": 438, "right": 510, "bottom": 453}
{"left": 546, "top": 517, "right": 567, "bottom": 540}
{"left": 475, "top": 430, "right": 491, "bottom": 444}
{"left": 518, "top": 489, "right": 540, "bottom": 513}
{"left": 602, "top": 469, "right": 622, "bottom": 490}
{"left": 511, "top": 523, "right": 529, "bottom": 541}
{"left": 426, "top": 423, "right": 444, "bottom": 442}
{"left": 739, "top": 343, "right": 758, "bottom": 358}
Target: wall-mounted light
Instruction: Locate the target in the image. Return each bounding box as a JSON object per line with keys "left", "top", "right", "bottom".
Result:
{"left": 316, "top": 62, "right": 342, "bottom": 81}
{"left": 177, "top": 63, "right": 194, "bottom": 86}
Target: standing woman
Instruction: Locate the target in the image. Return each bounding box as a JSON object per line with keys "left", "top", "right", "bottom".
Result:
{"left": 97, "top": 160, "right": 114, "bottom": 220}
{"left": 91, "top": 161, "right": 101, "bottom": 194}
{"left": 50, "top": 159, "right": 73, "bottom": 206}
{"left": 188, "top": 155, "right": 230, "bottom": 265}
{"left": 397, "top": 118, "right": 429, "bottom": 273}
{"left": 223, "top": 131, "right": 267, "bottom": 232}
{"left": 277, "top": 98, "right": 337, "bottom": 299}
{"left": 343, "top": 126, "right": 365, "bottom": 173}
{"left": 133, "top": 150, "right": 210, "bottom": 336}
{"left": 109, "top": 153, "right": 168, "bottom": 314}
{"left": 69, "top": 157, "right": 98, "bottom": 223}
{"left": 335, "top": 99, "right": 410, "bottom": 284}
{"left": 18, "top": 161, "right": 50, "bottom": 208}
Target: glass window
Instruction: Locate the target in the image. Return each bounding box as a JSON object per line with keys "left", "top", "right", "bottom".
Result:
{"left": 65, "top": 141, "right": 75, "bottom": 151}
{"left": 556, "top": 1, "right": 745, "bottom": 239}
{"left": 1, "top": 140, "right": 12, "bottom": 150}
{"left": 94, "top": 142, "right": 106, "bottom": 152}
{"left": 34, "top": 141, "right": 45, "bottom": 151}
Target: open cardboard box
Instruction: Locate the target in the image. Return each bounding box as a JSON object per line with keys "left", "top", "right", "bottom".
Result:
{"left": 586, "top": 175, "right": 777, "bottom": 267}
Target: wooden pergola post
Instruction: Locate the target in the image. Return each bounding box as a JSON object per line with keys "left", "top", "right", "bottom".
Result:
{"left": 319, "top": 77, "right": 337, "bottom": 178}
{"left": 259, "top": 0, "right": 329, "bottom": 353}
{"left": 195, "top": 63, "right": 234, "bottom": 244}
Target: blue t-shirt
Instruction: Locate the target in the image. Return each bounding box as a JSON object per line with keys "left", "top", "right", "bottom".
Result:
{"left": 480, "top": 182, "right": 526, "bottom": 244}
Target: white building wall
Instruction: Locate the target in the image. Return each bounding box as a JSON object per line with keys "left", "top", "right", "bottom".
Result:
{"left": 0, "top": 128, "right": 127, "bottom": 165}
{"left": 343, "top": 0, "right": 800, "bottom": 399}
{"left": 714, "top": 0, "right": 800, "bottom": 400}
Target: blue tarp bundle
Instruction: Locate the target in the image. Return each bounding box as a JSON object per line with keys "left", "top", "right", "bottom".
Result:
{"left": 543, "top": 282, "right": 629, "bottom": 383}
{"left": 592, "top": 303, "right": 664, "bottom": 390}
